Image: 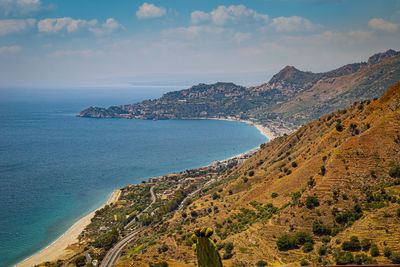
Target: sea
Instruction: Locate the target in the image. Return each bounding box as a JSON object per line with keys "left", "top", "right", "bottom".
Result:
{"left": 0, "top": 87, "right": 267, "bottom": 267}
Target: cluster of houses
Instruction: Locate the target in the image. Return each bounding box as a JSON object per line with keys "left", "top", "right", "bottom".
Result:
{"left": 147, "top": 148, "right": 259, "bottom": 201}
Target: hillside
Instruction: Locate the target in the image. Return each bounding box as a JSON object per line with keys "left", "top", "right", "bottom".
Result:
{"left": 78, "top": 49, "right": 400, "bottom": 133}
{"left": 113, "top": 81, "right": 400, "bottom": 266}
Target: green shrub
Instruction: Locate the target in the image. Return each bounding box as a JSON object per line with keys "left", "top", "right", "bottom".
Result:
{"left": 222, "top": 252, "right": 233, "bottom": 259}
{"left": 342, "top": 236, "right": 361, "bottom": 252}
{"left": 335, "top": 123, "right": 343, "bottom": 132}
{"left": 158, "top": 244, "right": 169, "bottom": 253}
{"left": 320, "top": 165, "right": 326, "bottom": 175}
{"left": 312, "top": 220, "right": 331, "bottom": 236}
{"left": 397, "top": 207, "right": 400, "bottom": 217}
{"left": 335, "top": 250, "right": 354, "bottom": 265}
{"left": 276, "top": 234, "right": 298, "bottom": 251}
{"left": 242, "top": 177, "right": 249, "bottom": 183}
{"left": 305, "top": 196, "right": 320, "bottom": 209}
{"left": 295, "top": 232, "right": 314, "bottom": 245}
{"left": 300, "top": 259, "right": 310, "bottom": 266}
{"left": 391, "top": 253, "right": 400, "bottom": 264}
{"left": 225, "top": 242, "right": 234, "bottom": 253}
{"left": 212, "top": 193, "right": 220, "bottom": 200}
{"left": 389, "top": 166, "right": 400, "bottom": 178}
{"left": 302, "top": 242, "right": 314, "bottom": 252}
{"left": 291, "top": 162, "right": 297, "bottom": 168}
{"left": 321, "top": 236, "right": 331, "bottom": 243}
{"left": 255, "top": 260, "right": 268, "bottom": 266}
{"left": 248, "top": 171, "right": 255, "bottom": 177}
{"left": 190, "top": 210, "right": 198, "bottom": 217}
{"left": 361, "top": 238, "right": 371, "bottom": 251}
{"left": 74, "top": 255, "right": 86, "bottom": 267}
{"left": 318, "top": 245, "right": 327, "bottom": 256}
{"left": 271, "top": 192, "right": 278, "bottom": 198}
{"left": 384, "top": 247, "right": 392, "bottom": 258}
{"left": 370, "top": 244, "right": 379, "bottom": 257}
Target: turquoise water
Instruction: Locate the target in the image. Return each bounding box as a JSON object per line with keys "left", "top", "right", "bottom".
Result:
{"left": 0, "top": 88, "right": 267, "bottom": 267}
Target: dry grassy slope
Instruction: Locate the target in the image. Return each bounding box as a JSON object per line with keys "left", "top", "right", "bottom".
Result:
{"left": 118, "top": 82, "right": 400, "bottom": 266}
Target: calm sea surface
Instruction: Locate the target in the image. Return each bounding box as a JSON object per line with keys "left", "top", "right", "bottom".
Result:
{"left": 0, "top": 88, "right": 267, "bottom": 266}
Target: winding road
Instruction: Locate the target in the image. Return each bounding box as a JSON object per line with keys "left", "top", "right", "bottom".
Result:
{"left": 100, "top": 185, "right": 156, "bottom": 267}
{"left": 100, "top": 178, "right": 217, "bottom": 267}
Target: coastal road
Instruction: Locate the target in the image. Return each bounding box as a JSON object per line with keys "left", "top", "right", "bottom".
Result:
{"left": 178, "top": 178, "right": 217, "bottom": 211}
{"left": 101, "top": 179, "right": 216, "bottom": 267}
{"left": 99, "top": 226, "right": 146, "bottom": 267}
{"left": 100, "top": 185, "right": 156, "bottom": 267}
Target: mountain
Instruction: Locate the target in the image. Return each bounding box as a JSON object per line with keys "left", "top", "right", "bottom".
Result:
{"left": 116, "top": 81, "right": 400, "bottom": 266}
{"left": 78, "top": 49, "right": 400, "bottom": 134}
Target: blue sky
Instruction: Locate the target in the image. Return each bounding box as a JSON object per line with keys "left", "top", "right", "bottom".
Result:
{"left": 1, "top": 0, "right": 400, "bottom": 88}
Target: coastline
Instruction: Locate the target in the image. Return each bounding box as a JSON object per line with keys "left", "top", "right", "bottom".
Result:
{"left": 17, "top": 189, "right": 121, "bottom": 267}
{"left": 16, "top": 119, "right": 270, "bottom": 267}
{"left": 205, "top": 117, "right": 278, "bottom": 140}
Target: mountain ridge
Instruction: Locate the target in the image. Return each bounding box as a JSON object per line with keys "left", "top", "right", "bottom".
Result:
{"left": 78, "top": 49, "right": 400, "bottom": 136}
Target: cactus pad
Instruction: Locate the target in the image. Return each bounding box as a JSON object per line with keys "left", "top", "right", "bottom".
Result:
{"left": 192, "top": 227, "right": 223, "bottom": 267}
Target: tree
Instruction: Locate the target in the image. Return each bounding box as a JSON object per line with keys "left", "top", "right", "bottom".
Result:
{"left": 305, "top": 196, "right": 320, "bottom": 209}
{"left": 256, "top": 260, "right": 268, "bottom": 266}
{"left": 342, "top": 236, "right": 361, "bottom": 252}
{"left": 74, "top": 255, "right": 86, "bottom": 267}
{"left": 361, "top": 238, "right": 371, "bottom": 251}
{"left": 389, "top": 166, "right": 400, "bottom": 178}
{"left": 391, "top": 253, "right": 400, "bottom": 264}
{"left": 302, "top": 242, "right": 314, "bottom": 252}
{"left": 276, "top": 234, "right": 297, "bottom": 251}
{"left": 383, "top": 247, "right": 392, "bottom": 258}
{"left": 371, "top": 244, "right": 379, "bottom": 257}
{"left": 335, "top": 123, "right": 343, "bottom": 132}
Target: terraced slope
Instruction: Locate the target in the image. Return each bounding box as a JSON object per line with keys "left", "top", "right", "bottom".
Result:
{"left": 116, "top": 82, "right": 400, "bottom": 266}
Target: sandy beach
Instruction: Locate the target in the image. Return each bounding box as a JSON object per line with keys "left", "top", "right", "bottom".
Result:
{"left": 206, "top": 117, "right": 278, "bottom": 140}
{"left": 17, "top": 189, "right": 121, "bottom": 267}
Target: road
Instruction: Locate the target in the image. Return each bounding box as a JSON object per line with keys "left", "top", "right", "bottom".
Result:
{"left": 101, "top": 178, "right": 217, "bottom": 267}
{"left": 178, "top": 178, "right": 217, "bottom": 211}
{"left": 100, "top": 185, "right": 156, "bottom": 267}
{"left": 99, "top": 226, "right": 146, "bottom": 267}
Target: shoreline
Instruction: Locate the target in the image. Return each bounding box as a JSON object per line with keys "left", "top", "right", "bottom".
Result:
{"left": 204, "top": 117, "right": 278, "bottom": 140}
{"left": 16, "top": 118, "right": 270, "bottom": 267}
{"left": 17, "top": 189, "right": 121, "bottom": 267}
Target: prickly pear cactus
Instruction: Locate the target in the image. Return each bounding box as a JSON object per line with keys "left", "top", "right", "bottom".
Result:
{"left": 191, "top": 227, "right": 223, "bottom": 267}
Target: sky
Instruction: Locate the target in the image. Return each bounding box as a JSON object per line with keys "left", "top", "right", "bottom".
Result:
{"left": 1, "top": 0, "right": 400, "bottom": 88}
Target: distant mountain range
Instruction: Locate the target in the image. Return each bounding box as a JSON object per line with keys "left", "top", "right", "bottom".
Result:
{"left": 78, "top": 49, "right": 400, "bottom": 134}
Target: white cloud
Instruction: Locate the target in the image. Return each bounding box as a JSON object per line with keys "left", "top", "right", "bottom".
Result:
{"left": 0, "top": 18, "right": 35, "bottom": 35}
{"left": 136, "top": 2, "right": 166, "bottom": 19}
{"left": 347, "top": 30, "right": 373, "bottom": 40}
{"left": 368, "top": 18, "right": 398, "bottom": 32}
{"left": 38, "top": 17, "right": 97, "bottom": 34}
{"left": 191, "top": 5, "right": 269, "bottom": 26}
{"left": 89, "top": 18, "right": 124, "bottom": 37}
{"left": 163, "top": 25, "right": 225, "bottom": 39}
{"left": 233, "top": 32, "right": 252, "bottom": 42}
{"left": 48, "top": 49, "right": 103, "bottom": 57}
{"left": 0, "top": 0, "right": 55, "bottom": 17}
{"left": 271, "top": 16, "right": 320, "bottom": 32}
{"left": 190, "top": 10, "right": 209, "bottom": 24}
{"left": 0, "top": 45, "right": 22, "bottom": 53}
